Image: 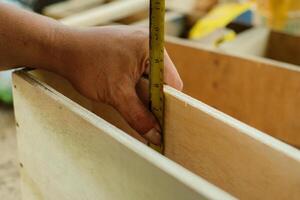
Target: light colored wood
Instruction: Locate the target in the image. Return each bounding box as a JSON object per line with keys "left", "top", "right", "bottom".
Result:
{"left": 43, "top": 0, "right": 106, "bottom": 19}
{"left": 12, "top": 70, "right": 233, "bottom": 200}
{"left": 60, "top": 0, "right": 148, "bottom": 26}
{"left": 13, "top": 69, "right": 300, "bottom": 200}
{"left": 165, "top": 36, "right": 300, "bottom": 148}
{"left": 14, "top": 3, "right": 300, "bottom": 199}
{"left": 165, "top": 88, "right": 300, "bottom": 200}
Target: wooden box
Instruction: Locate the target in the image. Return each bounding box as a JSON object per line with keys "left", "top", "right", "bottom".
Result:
{"left": 13, "top": 39, "right": 300, "bottom": 200}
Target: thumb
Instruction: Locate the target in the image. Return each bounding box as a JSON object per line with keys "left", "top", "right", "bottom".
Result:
{"left": 113, "top": 88, "right": 161, "bottom": 145}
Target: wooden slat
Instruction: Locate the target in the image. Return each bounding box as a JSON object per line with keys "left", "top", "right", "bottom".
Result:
{"left": 60, "top": 0, "right": 148, "bottom": 26}
{"left": 166, "top": 36, "right": 300, "bottom": 148}
{"left": 54, "top": 0, "right": 300, "bottom": 147}
{"left": 43, "top": 0, "right": 106, "bottom": 19}
{"left": 12, "top": 70, "right": 233, "bottom": 200}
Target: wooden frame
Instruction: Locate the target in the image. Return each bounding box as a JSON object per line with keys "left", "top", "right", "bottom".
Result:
{"left": 13, "top": 70, "right": 234, "bottom": 200}
{"left": 13, "top": 64, "right": 300, "bottom": 200}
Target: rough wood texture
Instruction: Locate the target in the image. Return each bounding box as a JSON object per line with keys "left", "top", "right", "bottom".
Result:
{"left": 14, "top": 69, "right": 300, "bottom": 200}
{"left": 166, "top": 37, "right": 300, "bottom": 148}
{"left": 13, "top": 71, "right": 233, "bottom": 200}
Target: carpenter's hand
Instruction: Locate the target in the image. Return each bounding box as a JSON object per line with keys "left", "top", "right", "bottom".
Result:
{"left": 55, "top": 26, "right": 183, "bottom": 145}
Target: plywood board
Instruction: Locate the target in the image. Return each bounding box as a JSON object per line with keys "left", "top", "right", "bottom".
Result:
{"left": 13, "top": 70, "right": 233, "bottom": 200}
{"left": 166, "top": 37, "right": 300, "bottom": 148}
{"left": 56, "top": 0, "right": 300, "bottom": 148}
{"left": 14, "top": 69, "right": 300, "bottom": 200}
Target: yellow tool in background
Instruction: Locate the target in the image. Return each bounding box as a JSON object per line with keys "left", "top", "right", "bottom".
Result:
{"left": 149, "top": 0, "right": 165, "bottom": 153}
{"left": 189, "top": 2, "right": 252, "bottom": 45}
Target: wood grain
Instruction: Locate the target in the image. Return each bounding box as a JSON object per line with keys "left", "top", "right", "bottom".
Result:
{"left": 15, "top": 69, "right": 300, "bottom": 200}
{"left": 56, "top": 1, "right": 300, "bottom": 148}
{"left": 166, "top": 37, "right": 300, "bottom": 148}
{"left": 13, "top": 70, "right": 233, "bottom": 200}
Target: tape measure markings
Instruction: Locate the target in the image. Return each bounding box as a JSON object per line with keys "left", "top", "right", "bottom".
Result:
{"left": 149, "top": 0, "right": 165, "bottom": 153}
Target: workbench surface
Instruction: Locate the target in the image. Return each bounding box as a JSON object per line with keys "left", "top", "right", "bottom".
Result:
{"left": 0, "top": 106, "right": 20, "bottom": 200}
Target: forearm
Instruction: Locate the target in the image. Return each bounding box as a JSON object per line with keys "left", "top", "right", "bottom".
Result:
{"left": 0, "top": 2, "right": 68, "bottom": 73}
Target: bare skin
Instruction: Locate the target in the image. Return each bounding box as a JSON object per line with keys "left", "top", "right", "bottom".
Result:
{"left": 0, "top": 2, "right": 183, "bottom": 145}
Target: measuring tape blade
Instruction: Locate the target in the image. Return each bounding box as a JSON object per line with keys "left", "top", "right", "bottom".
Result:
{"left": 149, "top": 0, "right": 165, "bottom": 153}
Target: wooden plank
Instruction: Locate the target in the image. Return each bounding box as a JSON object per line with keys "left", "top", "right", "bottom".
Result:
{"left": 43, "top": 0, "right": 106, "bottom": 19}
{"left": 13, "top": 69, "right": 300, "bottom": 200}
{"left": 166, "top": 36, "right": 300, "bottom": 148}
{"left": 12, "top": 70, "right": 233, "bottom": 200}
{"left": 60, "top": 0, "right": 148, "bottom": 26}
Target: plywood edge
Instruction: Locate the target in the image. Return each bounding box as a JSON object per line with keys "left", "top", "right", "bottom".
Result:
{"left": 13, "top": 70, "right": 235, "bottom": 200}
{"left": 166, "top": 86, "right": 300, "bottom": 162}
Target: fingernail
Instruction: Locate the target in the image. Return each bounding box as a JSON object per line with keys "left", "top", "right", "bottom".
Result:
{"left": 144, "top": 127, "right": 161, "bottom": 145}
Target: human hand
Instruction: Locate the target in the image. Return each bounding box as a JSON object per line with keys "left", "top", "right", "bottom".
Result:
{"left": 51, "top": 25, "right": 183, "bottom": 145}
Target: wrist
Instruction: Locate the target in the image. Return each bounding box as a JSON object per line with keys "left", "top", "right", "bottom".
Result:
{"left": 32, "top": 22, "right": 74, "bottom": 76}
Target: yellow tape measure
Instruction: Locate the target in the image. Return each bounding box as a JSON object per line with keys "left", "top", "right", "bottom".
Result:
{"left": 149, "top": 0, "right": 165, "bottom": 153}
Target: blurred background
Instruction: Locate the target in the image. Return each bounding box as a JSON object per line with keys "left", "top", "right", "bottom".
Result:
{"left": 1, "top": 0, "right": 300, "bottom": 199}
